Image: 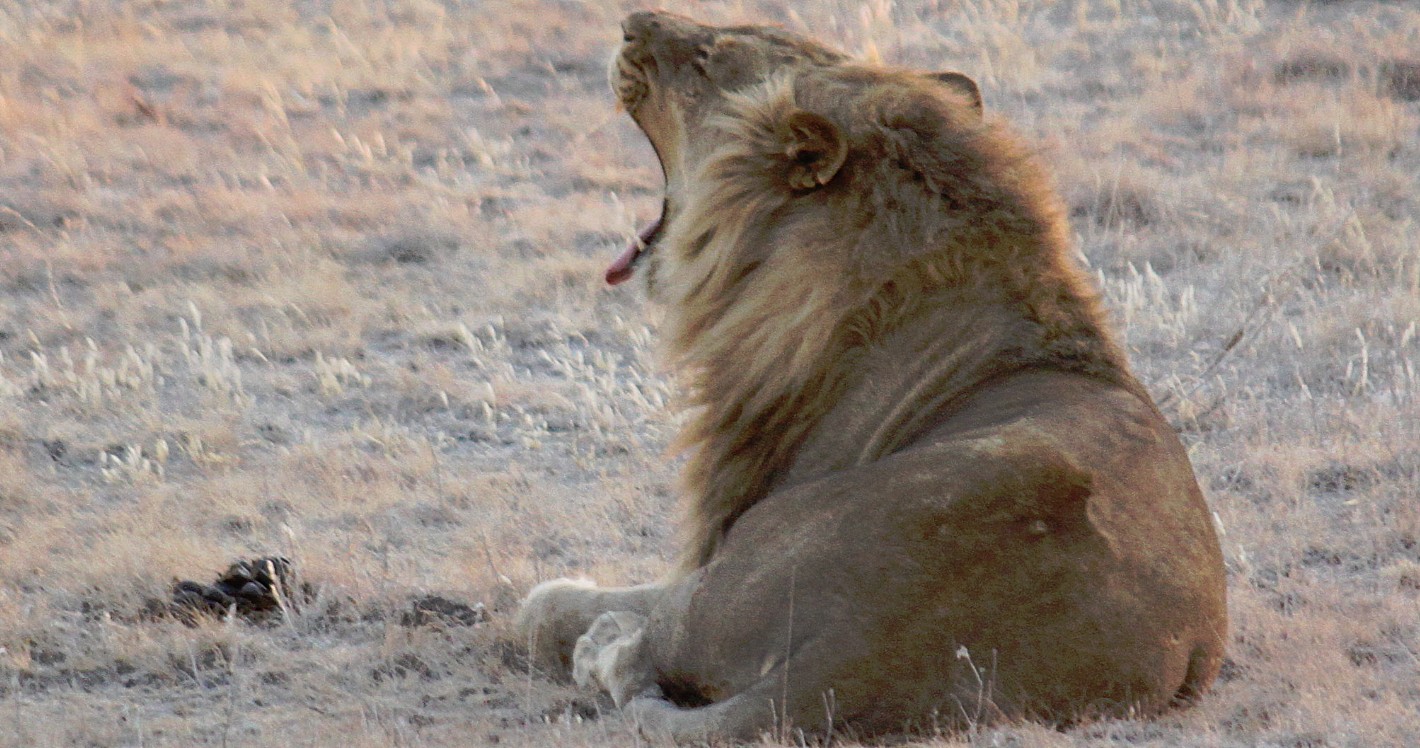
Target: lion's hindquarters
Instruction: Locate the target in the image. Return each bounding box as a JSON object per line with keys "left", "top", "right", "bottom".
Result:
{"left": 629, "top": 382, "right": 1223, "bottom": 734}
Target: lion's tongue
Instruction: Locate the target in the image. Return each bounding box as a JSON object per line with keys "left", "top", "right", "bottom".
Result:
{"left": 605, "top": 244, "right": 640, "bottom": 286}
{"left": 605, "top": 217, "right": 661, "bottom": 286}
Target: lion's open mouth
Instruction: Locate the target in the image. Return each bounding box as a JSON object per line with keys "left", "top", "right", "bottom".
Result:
{"left": 606, "top": 43, "right": 666, "bottom": 286}
{"left": 605, "top": 201, "right": 664, "bottom": 285}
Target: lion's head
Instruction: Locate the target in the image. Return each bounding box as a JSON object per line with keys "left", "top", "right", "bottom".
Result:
{"left": 610, "top": 12, "right": 1128, "bottom": 571}
{"left": 608, "top": 11, "right": 981, "bottom": 294}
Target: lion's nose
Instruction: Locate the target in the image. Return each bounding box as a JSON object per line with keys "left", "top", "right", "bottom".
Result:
{"left": 622, "top": 11, "right": 661, "bottom": 44}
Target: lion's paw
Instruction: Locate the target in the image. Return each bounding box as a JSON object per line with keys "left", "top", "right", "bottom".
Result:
{"left": 514, "top": 578, "right": 600, "bottom": 676}
{"left": 517, "top": 578, "right": 598, "bottom": 626}
{"left": 572, "top": 611, "right": 658, "bottom": 707}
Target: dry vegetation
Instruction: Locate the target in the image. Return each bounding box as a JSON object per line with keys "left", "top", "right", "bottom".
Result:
{"left": 0, "top": 0, "right": 1416, "bottom": 745}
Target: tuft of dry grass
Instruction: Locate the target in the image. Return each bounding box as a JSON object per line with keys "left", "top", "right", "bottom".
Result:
{"left": 0, "top": 0, "right": 1417, "bottom": 746}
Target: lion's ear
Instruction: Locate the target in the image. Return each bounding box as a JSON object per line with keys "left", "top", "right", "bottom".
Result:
{"left": 926, "top": 71, "right": 982, "bottom": 116}
{"left": 781, "top": 110, "right": 847, "bottom": 190}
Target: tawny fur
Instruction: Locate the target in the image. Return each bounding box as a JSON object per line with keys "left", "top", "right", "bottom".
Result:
{"left": 661, "top": 71, "right": 1136, "bottom": 571}
{"left": 518, "top": 13, "right": 1226, "bottom": 741}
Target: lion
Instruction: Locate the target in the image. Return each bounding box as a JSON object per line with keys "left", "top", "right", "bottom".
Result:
{"left": 516, "top": 11, "right": 1227, "bottom": 743}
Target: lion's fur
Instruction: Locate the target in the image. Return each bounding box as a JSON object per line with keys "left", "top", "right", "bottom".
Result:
{"left": 517, "top": 12, "right": 1227, "bottom": 741}
{"left": 661, "top": 70, "right": 1135, "bottom": 570}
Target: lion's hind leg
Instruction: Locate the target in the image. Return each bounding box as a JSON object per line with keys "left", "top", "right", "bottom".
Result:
{"left": 569, "top": 609, "right": 799, "bottom": 743}
{"left": 622, "top": 642, "right": 844, "bottom": 745}
{"left": 625, "top": 679, "right": 809, "bottom": 745}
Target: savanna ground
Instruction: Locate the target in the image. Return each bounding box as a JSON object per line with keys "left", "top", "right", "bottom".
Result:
{"left": 0, "top": 0, "right": 1416, "bottom": 745}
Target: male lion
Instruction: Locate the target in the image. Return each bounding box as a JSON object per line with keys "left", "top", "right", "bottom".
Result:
{"left": 517, "top": 11, "right": 1227, "bottom": 743}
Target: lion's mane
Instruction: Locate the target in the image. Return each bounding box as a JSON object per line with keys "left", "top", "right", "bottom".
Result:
{"left": 658, "top": 71, "right": 1134, "bottom": 571}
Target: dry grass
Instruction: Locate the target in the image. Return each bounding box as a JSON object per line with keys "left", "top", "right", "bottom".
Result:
{"left": 0, "top": 0, "right": 1416, "bottom": 745}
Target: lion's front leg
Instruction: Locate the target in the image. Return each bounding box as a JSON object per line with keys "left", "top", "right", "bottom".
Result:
{"left": 514, "top": 579, "right": 663, "bottom": 678}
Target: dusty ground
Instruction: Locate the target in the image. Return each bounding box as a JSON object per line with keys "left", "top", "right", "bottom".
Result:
{"left": 0, "top": 0, "right": 1416, "bottom": 745}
